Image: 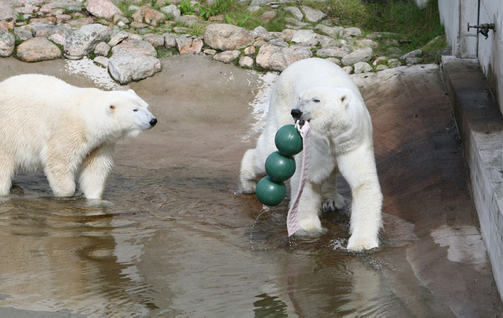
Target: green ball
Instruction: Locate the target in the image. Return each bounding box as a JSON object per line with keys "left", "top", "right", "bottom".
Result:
{"left": 256, "top": 176, "right": 286, "bottom": 206}
{"left": 275, "top": 124, "right": 303, "bottom": 156}
{"left": 265, "top": 151, "right": 296, "bottom": 182}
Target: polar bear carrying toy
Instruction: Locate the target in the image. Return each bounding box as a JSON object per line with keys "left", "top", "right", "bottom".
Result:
{"left": 240, "top": 58, "right": 383, "bottom": 251}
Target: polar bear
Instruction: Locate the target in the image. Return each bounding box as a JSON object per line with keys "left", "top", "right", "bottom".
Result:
{"left": 240, "top": 58, "right": 382, "bottom": 251}
{"left": 0, "top": 74, "right": 157, "bottom": 199}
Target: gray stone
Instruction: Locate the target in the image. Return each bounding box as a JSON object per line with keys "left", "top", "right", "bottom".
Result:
{"left": 164, "top": 33, "right": 176, "bottom": 48}
{"left": 284, "top": 17, "right": 308, "bottom": 29}
{"left": 0, "top": 3, "right": 15, "bottom": 21}
{"left": 341, "top": 47, "right": 373, "bottom": 66}
{"left": 291, "top": 29, "right": 318, "bottom": 46}
{"left": 405, "top": 57, "right": 423, "bottom": 65}
{"left": 316, "top": 47, "right": 350, "bottom": 58}
{"left": 203, "top": 48, "right": 216, "bottom": 55}
{"left": 204, "top": 23, "right": 254, "bottom": 51}
{"left": 40, "top": 1, "right": 82, "bottom": 14}
{"left": 353, "top": 61, "right": 372, "bottom": 74}
{"left": 64, "top": 24, "right": 111, "bottom": 59}
{"left": 315, "top": 24, "right": 343, "bottom": 38}
{"left": 144, "top": 34, "right": 165, "bottom": 48}
{"left": 16, "top": 37, "right": 61, "bottom": 62}
{"left": 387, "top": 58, "right": 401, "bottom": 68}
{"left": 317, "top": 34, "right": 337, "bottom": 48}
{"left": 132, "top": 6, "right": 165, "bottom": 26}
{"left": 244, "top": 46, "right": 255, "bottom": 55}
{"left": 94, "top": 42, "right": 111, "bottom": 56}
{"left": 108, "top": 52, "right": 161, "bottom": 84}
{"left": 108, "top": 31, "right": 129, "bottom": 46}
{"left": 343, "top": 27, "right": 362, "bottom": 37}
{"left": 175, "top": 35, "right": 203, "bottom": 54}
{"left": 161, "top": 4, "right": 181, "bottom": 19}
{"left": 86, "top": 0, "right": 122, "bottom": 19}
{"left": 325, "top": 57, "right": 340, "bottom": 65}
{"left": 111, "top": 39, "right": 157, "bottom": 57}
{"left": 342, "top": 65, "right": 352, "bottom": 74}
{"left": 372, "top": 56, "right": 387, "bottom": 66}
{"left": 0, "top": 30, "right": 15, "bottom": 57}
{"left": 93, "top": 55, "right": 109, "bottom": 68}
{"left": 284, "top": 6, "right": 303, "bottom": 20}
{"left": 268, "top": 38, "right": 289, "bottom": 47}
{"left": 213, "top": 50, "right": 240, "bottom": 63}
{"left": 252, "top": 26, "right": 272, "bottom": 40}
{"left": 247, "top": 5, "right": 261, "bottom": 12}
{"left": 260, "top": 10, "right": 276, "bottom": 24}
{"left": 357, "top": 39, "right": 378, "bottom": 48}
{"left": 239, "top": 56, "right": 254, "bottom": 68}
{"left": 400, "top": 49, "right": 422, "bottom": 60}
{"left": 256, "top": 44, "right": 312, "bottom": 71}
{"left": 175, "top": 15, "right": 199, "bottom": 27}
{"left": 301, "top": 6, "right": 325, "bottom": 23}
{"left": 14, "top": 26, "right": 33, "bottom": 41}
{"left": 375, "top": 64, "right": 389, "bottom": 71}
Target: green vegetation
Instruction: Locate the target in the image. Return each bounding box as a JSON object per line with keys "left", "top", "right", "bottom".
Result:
{"left": 199, "top": 0, "right": 234, "bottom": 20}
{"left": 179, "top": 0, "right": 196, "bottom": 15}
{"left": 117, "top": 1, "right": 136, "bottom": 18}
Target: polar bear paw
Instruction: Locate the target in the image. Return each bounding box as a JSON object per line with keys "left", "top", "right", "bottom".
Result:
{"left": 322, "top": 194, "right": 346, "bottom": 212}
{"left": 346, "top": 234, "right": 379, "bottom": 252}
{"left": 296, "top": 217, "right": 324, "bottom": 236}
{"left": 239, "top": 178, "right": 256, "bottom": 194}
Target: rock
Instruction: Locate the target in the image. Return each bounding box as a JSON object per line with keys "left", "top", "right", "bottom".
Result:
{"left": 316, "top": 47, "right": 350, "bottom": 58}
{"left": 341, "top": 47, "right": 373, "bottom": 66}
{"left": 0, "top": 30, "right": 15, "bottom": 57}
{"left": 204, "top": 23, "right": 254, "bottom": 51}
{"left": 357, "top": 39, "right": 378, "bottom": 48}
{"left": 86, "top": 0, "right": 121, "bottom": 19}
{"left": 239, "top": 56, "right": 254, "bottom": 68}
{"left": 93, "top": 56, "right": 108, "bottom": 68}
{"left": 284, "top": 17, "right": 308, "bottom": 29}
{"left": 112, "top": 39, "right": 157, "bottom": 57}
{"left": 353, "top": 61, "right": 372, "bottom": 74}
{"left": 208, "top": 15, "right": 224, "bottom": 22}
{"left": 40, "top": 1, "right": 82, "bottom": 14}
{"left": 317, "top": 34, "right": 337, "bottom": 48}
{"left": 372, "top": 56, "right": 387, "bottom": 66}
{"left": 280, "top": 29, "right": 295, "bottom": 41}
{"left": 284, "top": 7, "right": 303, "bottom": 20}
{"left": 94, "top": 42, "right": 110, "bottom": 56}
{"left": 268, "top": 38, "right": 289, "bottom": 47}
{"left": 108, "top": 52, "right": 161, "bottom": 84}
{"left": 64, "top": 24, "right": 111, "bottom": 59}
{"left": 66, "top": 17, "right": 95, "bottom": 28}
{"left": 326, "top": 57, "right": 340, "bottom": 65}
{"left": 0, "top": 3, "right": 15, "bottom": 21}
{"left": 252, "top": 26, "right": 272, "bottom": 40}
{"left": 315, "top": 24, "right": 343, "bottom": 38}
{"left": 400, "top": 49, "right": 422, "bottom": 60}
{"left": 203, "top": 48, "right": 216, "bottom": 55}
{"left": 291, "top": 29, "right": 318, "bottom": 46}
{"left": 175, "top": 35, "right": 203, "bottom": 54}
{"left": 244, "top": 46, "right": 255, "bottom": 55}
{"left": 16, "top": 37, "right": 61, "bottom": 62}
{"left": 405, "top": 57, "right": 422, "bottom": 65}
{"left": 132, "top": 6, "right": 165, "bottom": 26}
{"left": 256, "top": 44, "right": 312, "bottom": 71}
{"left": 144, "top": 34, "right": 165, "bottom": 47}
{"left": 387, "top": 46, "right": 402, "bottom": 57}
{"left": 375, "top": 64, "right": 389, "bottom": 71}
{"left": 175, "top": 15, "right": 199, "bottom": 27}
{"left": 301, "top": 6, "right": 325, "bottom": 23}
{"left": 248, "top": 5, "right": 261, "bottom": 12}
{"left": 14, "top": 26, "right": 33, "bottom": 41}
{"left": 342, "top": 65, "right": 352, "bottom": 74}
{"left": 213, "top": 50, "right": 240, "bottom": 63}
{"left": 108, "top": 31, "right": 129, "bottom": 46}
{"left": 387, "top": 58, "right": 401, "bottom": 68}
{"left": 164, "top": 33, "right": 176, "bottom": 48}
{"left": 160, "top": 5, "right": 181, "bottom": 19}
{"left": 343, "top": 27, "right": 362, "bottom": 37}
{"left": 0, "top": 21, "right": 14, "bottom": 32}
{"left": 260, "top": 10, "right": 276, "bottom": 24}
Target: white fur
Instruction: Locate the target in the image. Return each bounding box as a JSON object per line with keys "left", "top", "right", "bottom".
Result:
{"left": 0, "top": 74, "right": 156, "bottom": 199}
{"left": 240, "top": 58, "right": 382, "bottom": 251}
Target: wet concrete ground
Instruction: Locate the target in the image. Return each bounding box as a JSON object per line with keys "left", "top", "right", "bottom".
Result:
{"left": 0, "top": 56, "right": 502, "bottom": 317}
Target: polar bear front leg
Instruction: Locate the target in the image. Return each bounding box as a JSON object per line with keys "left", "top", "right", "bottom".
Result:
{"left": 45, "top": 154, "right": 76, "bottom": 197}
{"left": 79, "top": 144, "right": 114, "bottom": 200}
{"left": 294, "top": 181, "right": 324, "bottom": 235}
{"left": 337, "top": 146, "right": 383, "bottom": 251}
{"left": 0, "top": 155, "right": 14, "bottom": 196}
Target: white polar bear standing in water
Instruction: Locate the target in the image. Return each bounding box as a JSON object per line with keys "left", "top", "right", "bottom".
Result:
{"left": 0, "top": 74, "right": 157, "bottom": 199}
{"left": 240, "top": 58, "right": 382, "bottom": 251}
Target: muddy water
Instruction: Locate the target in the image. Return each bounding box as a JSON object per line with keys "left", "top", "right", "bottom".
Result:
{"left": 0, "top": 56, "right": 502, "bottom": 317}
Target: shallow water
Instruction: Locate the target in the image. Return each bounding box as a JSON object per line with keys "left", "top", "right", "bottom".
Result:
{"left": 0, "top": 57, "right": 501, "bottom": 317}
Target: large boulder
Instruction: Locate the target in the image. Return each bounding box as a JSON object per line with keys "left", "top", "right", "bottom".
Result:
{"left": 256, "top": 44, "right": 312, "bottom": 71}
{"left": 301, "top": 6, "right": 325, "bottom": 23}
{"left": 341, "top": 47, "right": 373, "bottom": 66}
{"left": 86, "top": 0, "right": 122, "bottom": 19}
{"left": 108, "top": 52, "right": 161, "bottom": 84}
{"left": 204, "top": 24, "right": 254, "bottom": 51}
{"left": 132, "top": 6, "right": 165, "bottom": 26}
{"left": 0, "top": 30, "right": 15, "bottom": 57}
{"left": 64, "top": 24, "right": 111, "bottom": 59}
{"left": 111, "top": 39, "right": 157, "bottom": 57}
{"left": 0, "top": 3, "right": 15, "bottom": 21}
{"left": 175, "top": 35, "right": 203, "bottom": 54}
{"left": 16, "top": 37, "right": 62, "bottom": 62}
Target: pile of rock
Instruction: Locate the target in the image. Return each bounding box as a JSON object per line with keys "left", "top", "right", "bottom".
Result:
{"left": 0, "top": 0, "right": 427, "bottom": 84}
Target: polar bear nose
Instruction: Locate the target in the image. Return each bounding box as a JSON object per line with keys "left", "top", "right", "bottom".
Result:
{"left": 149, "top": 118, "right": 157, "bottom": 127}
{"left": 291, "top": 109, "right": 302, "bottom": 119}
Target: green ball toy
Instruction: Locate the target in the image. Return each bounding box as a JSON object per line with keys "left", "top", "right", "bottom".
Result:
{"left": 265, "top": 151, "right": 296, "bottom": 182}
{"left": 275, "top": 124, "right": 303, "bottom": 157}
{"left": 256, "top": 176, "right": 286, "bottom": 206}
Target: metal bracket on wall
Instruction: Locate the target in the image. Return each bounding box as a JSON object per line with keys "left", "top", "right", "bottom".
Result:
{"left": 468, "top": 23, "right": 496, "bottom": 39}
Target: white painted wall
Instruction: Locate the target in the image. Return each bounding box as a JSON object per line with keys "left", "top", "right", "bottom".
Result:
{"left": 478, "top": 0, "right": 503, "bottom": 114}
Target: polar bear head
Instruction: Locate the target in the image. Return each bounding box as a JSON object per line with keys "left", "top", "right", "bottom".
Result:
{"left": 291, "top": 87, "right": 355, "bottom": 135}
{"left": 102, "top": 89, "right": 157, "bottom": 138}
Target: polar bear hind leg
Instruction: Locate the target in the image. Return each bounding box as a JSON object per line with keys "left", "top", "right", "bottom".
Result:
{"left": 321, "top": 170, "right": 347, "bottom": 212}
{"left": 239, "top": 148, "right": 259, "bottom": 193}
{"left": 0, "top": 154, "right": 14, "bottom": 195}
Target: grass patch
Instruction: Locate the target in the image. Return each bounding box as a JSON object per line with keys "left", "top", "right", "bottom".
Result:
{"left": 117, "top": 1, "right": 136, "bottom": 18}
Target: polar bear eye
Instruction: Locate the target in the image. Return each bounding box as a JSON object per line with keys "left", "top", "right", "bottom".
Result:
{"left": 109, "top": 105, "right": 115, "bottom": 110}
{"left": 341, "top": 96, "right": 347, "bottom": 103}
{"left": 133, "top": 108, "right": 139, "bottom": 112}
{"left": 313, "top": 98, "right": 320, "bottom": 103}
